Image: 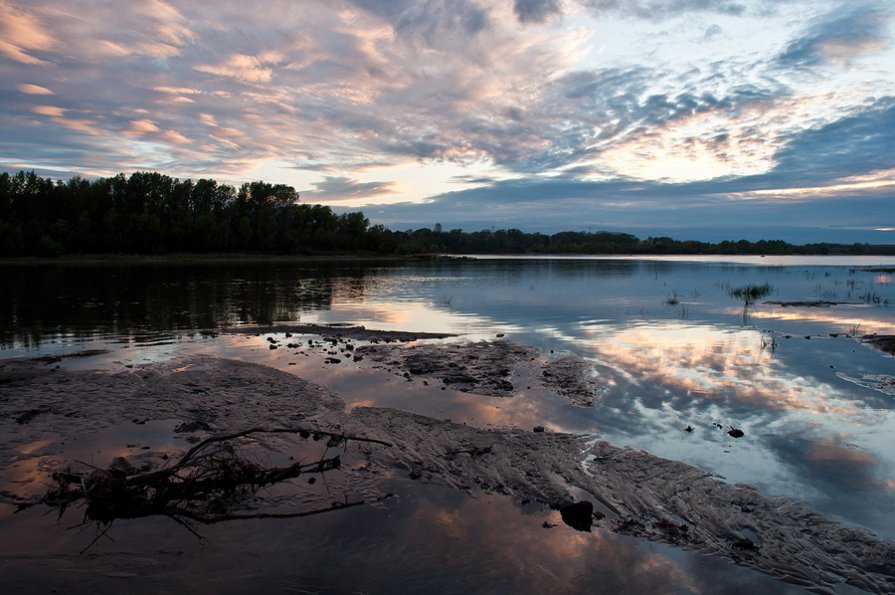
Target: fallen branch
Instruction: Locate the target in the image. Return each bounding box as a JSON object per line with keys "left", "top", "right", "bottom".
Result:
{"left": 24, "top": 426, "right": 393, "bottom": 550}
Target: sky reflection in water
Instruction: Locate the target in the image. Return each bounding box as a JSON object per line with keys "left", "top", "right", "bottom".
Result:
{"left": 2, "top": 256, "right": 895, "bottom": 588}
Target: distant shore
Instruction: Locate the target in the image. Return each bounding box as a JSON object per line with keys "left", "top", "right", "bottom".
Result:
{"left": 4, "top": 251, "right": 895, "bottom": 266}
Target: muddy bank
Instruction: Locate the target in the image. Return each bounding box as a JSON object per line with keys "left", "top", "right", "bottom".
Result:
{"left": 2, "top": 354, "right": 894, "bottom": 592}
{"left": 863, "top": 335, "right": 895, "bottom": 356}
{"left": 218, "top": 323, "right": 456, "bottom": 342}
{"left": 347, "top": 406, "right": 895, "bottom": 593}
{"left": 356, "top": 340, "right": 598, "bottom": 406}
{"left": 765, "top": 300, "right": 852, "bottom": 307}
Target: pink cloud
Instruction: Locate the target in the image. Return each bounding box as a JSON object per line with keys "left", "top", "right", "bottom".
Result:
{"left": 17, "top": 83, "right": 53, "bottom": 95}
{"left": 124, "top": 119, "right": 161, "bottom": 136}
{"left": 195, "top": 54, "right": 275, "bottom": 83}
{"left": 32, "top": 105, "right": 65, "bottom": 117}
{"left": 0, "top": 1, "right": 55, "bottom": 64}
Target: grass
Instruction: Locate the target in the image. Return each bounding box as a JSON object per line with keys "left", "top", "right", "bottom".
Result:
{"left": 860, "top": 290, "right": 882, "bottom": 304}
{"left": 663, "top": 290, "right": 681, "bottom": 306}
{"left": 727, "top": 283, "right": 773, "bottom": 305}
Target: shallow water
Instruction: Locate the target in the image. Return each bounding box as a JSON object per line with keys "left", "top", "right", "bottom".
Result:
{"left": 2, "top": 255, "right": 894, "bottom": 592}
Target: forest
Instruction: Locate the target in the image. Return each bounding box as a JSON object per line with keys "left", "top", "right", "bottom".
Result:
{"left": 1, "top": 170, "right": 892, "bottom": 257}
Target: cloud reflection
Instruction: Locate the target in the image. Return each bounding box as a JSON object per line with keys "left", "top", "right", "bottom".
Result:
{"left": 749, "top": 306, "right": 895, "bottom": 335}
{"left": 581, "top": 322, "right": 857, "bottom": 415}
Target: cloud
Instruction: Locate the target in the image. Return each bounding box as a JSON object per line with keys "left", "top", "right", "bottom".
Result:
{"left": 0, "top": 1, "right": 55, "bottom": 64}
{"left": 159, "top": 130, "right": 190, "bottom": 144}
{"left": 703, "top": 24, "right": 723, "bottom": 41}
{"left": 17, "top": 83, "right": 53, "bottom": 95}
{"left": 352, "top": 0, "right": 490, "bottom": 47}
{"left": 32, "top": 105, "right": 66, "bottom": 117}
{"left": 136, "top": 0, "right": 194, "bottom": 46}
{"left": 578, "top": 0, "right": 746, "bottom": 20}
{"left": 124, "top": 119, "right": 161, "bottom": 136}
{"left": 776, "top": 5, "right": 893, "bottom": 68}
{"left": 513, "top": 0, "right": 562, "bottom": 23}
{"left": 304, "top": 176, "right": 399, "bottom": 201}
{"left": 195, "top": 53, "right": 276, "bottom": 83}
{"left": 136, "top": 41, "right": 182, "bottom": 59}
{"left": 762, "top": 97, "right": 895, "bottom": 186}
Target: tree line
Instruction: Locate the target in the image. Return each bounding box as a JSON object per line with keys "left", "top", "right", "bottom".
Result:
{"left": 1, "top": 170, "right": 892, "bottom": 257}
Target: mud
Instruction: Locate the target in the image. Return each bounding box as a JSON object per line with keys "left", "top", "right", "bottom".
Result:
{"left": 356, "top": 340, "right": 598, "bottom": 406}
{"left": 863, "top": 335, "right": 895, "bottom": 356}
{"left": 765, "top": 301, "right": 852, "bottom": 307}
{"left": 219, "top": 323, "right": 457, "bottom": 342}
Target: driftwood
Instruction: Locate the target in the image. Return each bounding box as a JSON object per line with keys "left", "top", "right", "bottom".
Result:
{"left": 26, "top": 427, "right": 393, "bottom": 552}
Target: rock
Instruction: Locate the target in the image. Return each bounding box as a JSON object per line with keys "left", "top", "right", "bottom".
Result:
{"left": 559, "top": 501, "right": 594, "bottom": 532}
{"left": 108, "top": 456, "right": 136, "bottom": 475}
{"left": 174, "top": 420, "right": 212, "bottom": 433}
{"left": 728, "top": 428, "right": 745, "bottom": 438}
{"left": 684, "top": 425, "right": 694, "bottom": 433}
{"left": 533, "top": 426, "right": 546, "bottom": 433}
{"left": 15, "top": 408, "right": 42, "bottom": 424}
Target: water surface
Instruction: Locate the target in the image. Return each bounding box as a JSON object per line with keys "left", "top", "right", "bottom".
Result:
{"left": 2, "top": 255, "right": 894, "bottom": 592}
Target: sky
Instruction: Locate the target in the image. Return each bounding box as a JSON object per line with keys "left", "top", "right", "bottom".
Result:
{"left": 1, "top": 0, "right": 893, "bottom": 243}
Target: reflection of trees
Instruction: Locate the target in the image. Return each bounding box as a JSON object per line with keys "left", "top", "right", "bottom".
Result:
{"left": 0, "top": 262, "right": 380, "bottom": 347}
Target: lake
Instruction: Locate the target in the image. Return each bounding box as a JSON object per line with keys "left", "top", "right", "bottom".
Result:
{"left": 2, "top": 255, "right": 895, "bottom": 593}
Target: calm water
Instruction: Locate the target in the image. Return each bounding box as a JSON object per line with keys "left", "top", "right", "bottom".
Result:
{"left": 2, "top": 255, "right": 895, "bottom": 593}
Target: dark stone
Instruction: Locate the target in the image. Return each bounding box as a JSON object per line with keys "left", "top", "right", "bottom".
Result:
{"left": 174, "top": 420, "right": 212, "bottom": 433}
{"left": 684, "top": 425, "right": 694, "bottom": 432}
{"left": 533, "top": 426, "right": 546, "bottom": 433}
{"left": 732, "top": 537, "right": 759, "bottom": 551}
{"left": 559, "top": 501, "right": 594, "bottom": 532}
{"left": 15, "top": 409, "right": 42, "bottom": 424}
{"left": 728, "top": 428, "right": 745, "bottom": 438}
{"left": 108, "top": 456, "right": 136, "bottom": 475}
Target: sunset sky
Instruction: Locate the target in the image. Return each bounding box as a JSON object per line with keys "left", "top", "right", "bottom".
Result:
{"left": 1, "top": 0, "right": 893, "bottom": 242}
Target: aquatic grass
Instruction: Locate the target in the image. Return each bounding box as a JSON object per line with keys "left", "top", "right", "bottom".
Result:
{"left": 664, "top": 290, "right": 681, "bottom": 306}
{"left": 727, "top": 283, "right": 773, "bottom": 305}
{"left": 860, "top": 289, "right": 882, "bottom": 304}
